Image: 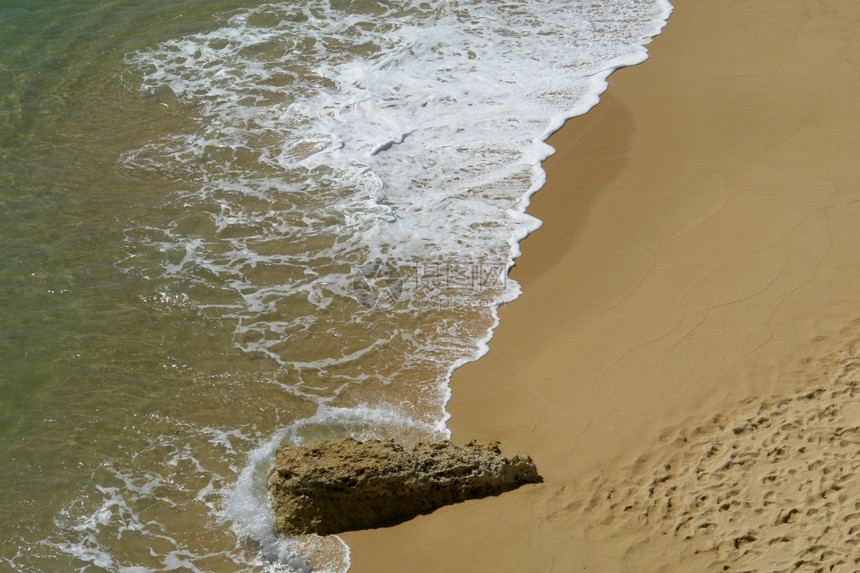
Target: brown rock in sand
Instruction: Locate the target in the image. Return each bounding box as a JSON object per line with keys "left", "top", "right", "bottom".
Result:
{"left": 267, "top": 438, "right": 539, "bottom": 535}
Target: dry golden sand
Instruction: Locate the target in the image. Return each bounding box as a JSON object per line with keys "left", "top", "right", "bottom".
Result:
{"left": 343, "top": 0, "right": 860, "bottom": 570}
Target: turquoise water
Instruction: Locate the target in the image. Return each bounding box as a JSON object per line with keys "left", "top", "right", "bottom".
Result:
{"left": 0, "top": 0, "right": 670, "bottom": 570}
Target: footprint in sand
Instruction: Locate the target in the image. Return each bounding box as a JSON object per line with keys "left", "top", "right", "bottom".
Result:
{"left": 581, "top": 345, "right": 860, "bottom": 572}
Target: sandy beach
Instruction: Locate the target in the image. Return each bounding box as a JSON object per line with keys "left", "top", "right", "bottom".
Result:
{"left": 343, "top": 0, "right": 860, "bottom": 570}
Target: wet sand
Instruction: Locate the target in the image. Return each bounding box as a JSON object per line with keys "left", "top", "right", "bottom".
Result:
{"left": 343, "top": 0, "right": 860, "bottom": 570}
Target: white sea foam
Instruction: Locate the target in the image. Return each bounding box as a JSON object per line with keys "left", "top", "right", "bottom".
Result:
{"left": 101, "top": 0, "right": 675, "bottom": 569}
{"left": 122, "top": 0, "right": 671, "bottom": 415}
{"left": 220, "top": 403, "right": 436, "bottom": 571}
{"left": 44, "top": 404, "right": 440, "bottom": 572}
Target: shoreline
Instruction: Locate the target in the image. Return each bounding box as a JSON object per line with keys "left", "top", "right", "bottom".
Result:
{"left": 343, "top": 0, "right": 860, "bottom": 570}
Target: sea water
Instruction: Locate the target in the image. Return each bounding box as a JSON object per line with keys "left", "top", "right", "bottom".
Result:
{"left": 0, "top": 0, "right": 671, "bottom": 570}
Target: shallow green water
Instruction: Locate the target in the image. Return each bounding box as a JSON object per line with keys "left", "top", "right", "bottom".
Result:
{"left": 0, "top": 1, "right": 316, "bottom": 568}
{"left": 1, "top": 2, "right": 472, "bottom": 568}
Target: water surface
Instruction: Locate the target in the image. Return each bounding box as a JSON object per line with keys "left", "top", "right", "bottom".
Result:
{"left": 0, "top": 1, "right": 670, "bottom": 570}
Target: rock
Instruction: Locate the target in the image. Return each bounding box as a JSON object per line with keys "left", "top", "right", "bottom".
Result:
{"left": 268, "top": 438, "right": 540, "bottom": 535}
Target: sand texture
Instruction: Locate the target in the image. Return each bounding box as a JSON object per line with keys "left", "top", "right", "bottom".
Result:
{"left": 584, "top": 338, "right": 860, "bottom": 572}
{"left": 343, "top": 0, "right": 860, "bottom": 571}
